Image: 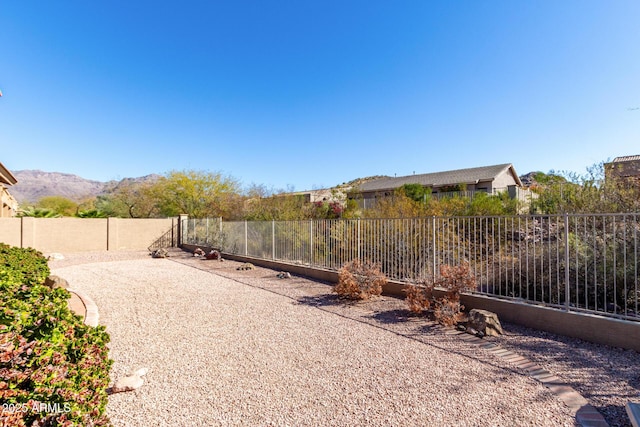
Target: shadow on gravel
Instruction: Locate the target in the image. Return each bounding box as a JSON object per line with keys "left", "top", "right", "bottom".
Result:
{"left": 369, "top": 309, "right": 417, "bottom": 324}
{"left": 297, "top": 293, "right": 351, "bottom": 308}
{"left": 418, "top": 322, "right": 443, "bottom": 334}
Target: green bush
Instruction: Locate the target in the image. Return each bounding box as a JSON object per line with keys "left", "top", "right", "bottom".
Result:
{"left": 0, "top": 244, "right": 113, "bottom": 426}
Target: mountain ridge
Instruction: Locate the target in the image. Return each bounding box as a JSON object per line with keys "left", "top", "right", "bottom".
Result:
{"left": 10, "top": 170, "right": 161, "bottom": 205}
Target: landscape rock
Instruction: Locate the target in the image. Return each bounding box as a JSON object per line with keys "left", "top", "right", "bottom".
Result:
{"left": 47, "top": 253, "right": 65, "bottom": 261}
{"left": 44, "top": 275, "right": 69, "bottom": 289}
{"left": 151, "top": 248, "right": 169, "bottom": 258}
{"left": 205, "top": 250, "right": 221, "bottom": 260}
{"left": 468, "top": 309, "right": 503, "bottom": 337}
{"left": 109, "top": 367, "right": 149, "bottom": 394}
{"left": 277, "top": 272, "right": 292, "bottom": 279}
{"left": 193, "top": 248, "right": 205, "bottom": 257}
{"left": 237, "top": 263, "right": 255, "bottom": 271}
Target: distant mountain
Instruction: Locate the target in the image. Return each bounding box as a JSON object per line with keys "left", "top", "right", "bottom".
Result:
{"left": 10, "top": 170, "right": 161, "bottom": 205}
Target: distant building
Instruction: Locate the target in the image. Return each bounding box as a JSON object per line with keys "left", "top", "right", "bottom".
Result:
{"left": 287, "top": 188, "right": 345, "bottom": 204}
{"left": 349, "top": 163, "right": 533, "bottom": 209}
{"left": 0, "top": 162, "right": 19, "bottom": 217}
{"left": 605, "top": 155, "right": 640, "bottom": 182}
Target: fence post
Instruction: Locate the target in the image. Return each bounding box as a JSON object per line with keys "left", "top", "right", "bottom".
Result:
{"left": 244, "top": 220, "right": 248, "bottom": 256}
{"left": 310, "top": 220, "right": 313, "bottom": 264}
{"left": 178, "top": 214, "right": 188, "bottom": 247}
{"left": 219, "top": 217, "right": 223, "bottom": 249}
{"left": 357, "top": 219, "right": 361, "bottom": 260}
{"left": 432, "top": 216, "right": 437, "bottom": 283}
{"left": 171, "top": 217, "right": 175, "bottom": 247}
{"left": 564, "top": 213, "right": 570, "bottom": 311}
{"left": 272, "top": 220, "right": 275, "bottom": 260}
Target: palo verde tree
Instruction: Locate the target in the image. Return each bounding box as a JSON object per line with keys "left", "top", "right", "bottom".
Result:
{"left": 155, "top": 169, "right": 242, "bottom": 218}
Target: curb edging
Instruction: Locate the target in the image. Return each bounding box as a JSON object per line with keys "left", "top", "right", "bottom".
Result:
{"left": 68, "top": 289, "right": 100, "bottom": 327}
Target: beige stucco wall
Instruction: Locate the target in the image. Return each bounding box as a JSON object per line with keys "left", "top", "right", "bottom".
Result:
{"left": 0, "top": 217, "right": 176, "bottom": 253}
{"left": 22, "top": 217, "right": 109, "bottom": 252}
{"left": 0, "top": 218, "right": 22, "bottom": 247}
{"left": 108, "top": 218, "right": 176, "bottom": 250}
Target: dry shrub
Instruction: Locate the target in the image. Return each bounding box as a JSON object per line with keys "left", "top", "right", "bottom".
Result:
{"left": 436, "top": 262, "right": 477, "bottom": 302}
{"left": 405, "top": 263, "right": 477, "bottom": 326}
{"left": 335, "top": 259, "right": 386, "bottom": 300}
{"left": 433, "top": 298, "right": 466, "bottom": 326}
{"left": 405, "top": 281, "right": 433, "bottom": 314}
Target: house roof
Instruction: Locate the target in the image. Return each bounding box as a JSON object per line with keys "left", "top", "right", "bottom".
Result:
{"left": 0, "top": 162, "right": 17, "bottom": 186}
{"left": 612, "top": 155, "right": 640, "bottom": 163}
{"left": 357, "top": 163, "right": 522, "bottom": 192}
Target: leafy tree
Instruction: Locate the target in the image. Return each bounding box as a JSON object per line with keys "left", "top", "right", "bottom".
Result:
{"left": 34, "top": 196, "right": 78, "bottom": 217}
{"left": 155, "top": 169, "right": 241, "bottom": 218}
{"left": 96, "top": 181, "right": 161, "bottom": 218}
{"left": 400, "top": 183, "right": 431, "bottom": 203}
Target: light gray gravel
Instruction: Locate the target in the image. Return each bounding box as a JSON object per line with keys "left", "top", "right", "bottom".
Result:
{"left": 50, "top": 250, "right": 589, "bottom": 426}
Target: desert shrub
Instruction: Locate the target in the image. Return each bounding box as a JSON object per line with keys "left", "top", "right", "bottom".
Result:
{"left": 433, "top": 298, "right": 466, "bottom": 327}
{"left": 437, "top": 263, "right": 477, "bottom": 302}
{"left": 405, "top": 263, "right": 477, "bottom": 326}
{"left": 405, "top": 280, "right": 433, "bottom": 314}
{"left": 0, "top": 244, "right": 113, "bottom": 427}
{"left": 335, "top": 259, "right": 386, "bottom": 300}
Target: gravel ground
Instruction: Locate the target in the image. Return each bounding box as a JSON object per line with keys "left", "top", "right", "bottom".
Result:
{"left": 49, "top": 249, "right": 639, "bottom": 426}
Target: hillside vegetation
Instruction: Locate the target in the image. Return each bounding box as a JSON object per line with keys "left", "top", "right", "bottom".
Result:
{"left": 10, "top": 161, "right": 640, "bottom": 219}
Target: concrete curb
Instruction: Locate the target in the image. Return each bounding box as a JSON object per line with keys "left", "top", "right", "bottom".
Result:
{"left": 68, "top": 288, "right": 100, "bottom": 327}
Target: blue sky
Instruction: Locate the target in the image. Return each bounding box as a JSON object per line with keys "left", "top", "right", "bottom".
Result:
{"left": 1, "top": 1, "right": 639, "bottom": 192}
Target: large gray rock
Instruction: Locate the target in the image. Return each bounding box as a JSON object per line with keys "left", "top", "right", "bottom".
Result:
{"left": 468, "top": 309, "right": 503, "bottom": 337}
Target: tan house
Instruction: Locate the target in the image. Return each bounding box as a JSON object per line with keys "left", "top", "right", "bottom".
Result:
{"left": 350, "top": 163, "right": 532, "bottom": 209}
{"left": 0, "top": 162, "right": 19, "bottom": 217}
